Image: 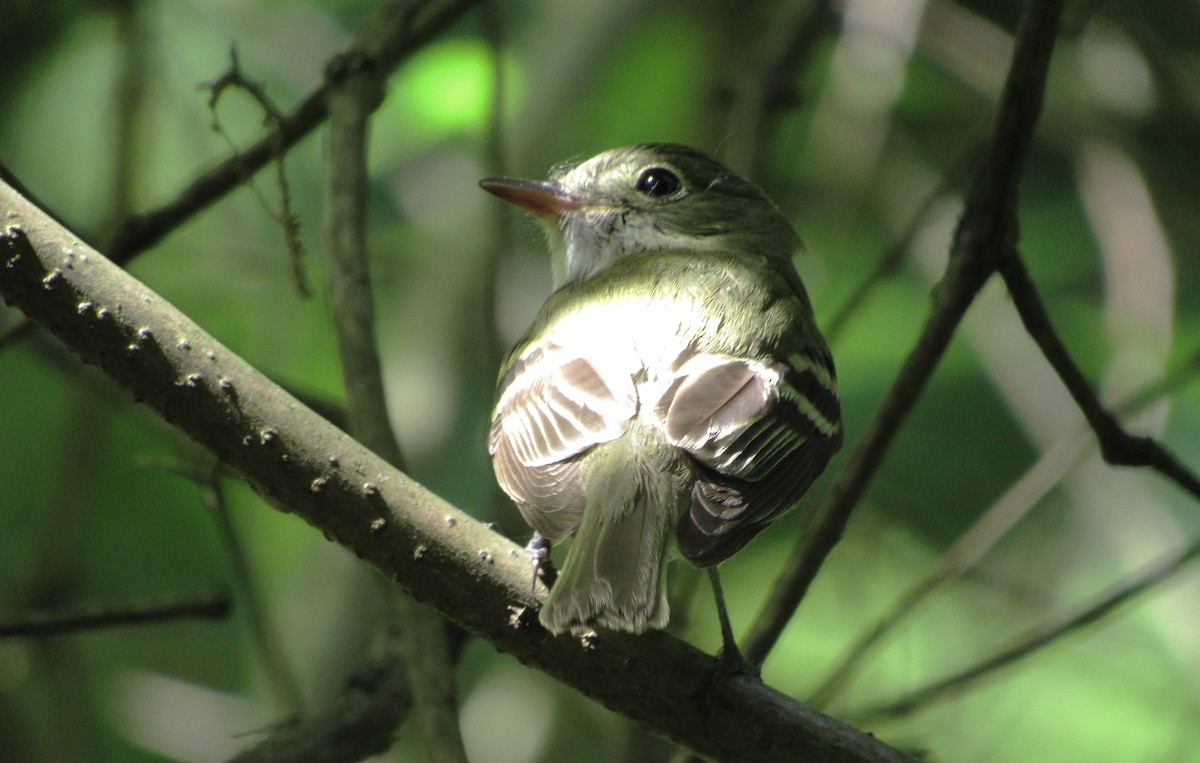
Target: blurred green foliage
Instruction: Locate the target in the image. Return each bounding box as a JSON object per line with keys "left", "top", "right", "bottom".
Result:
{"left": 2, "top": 0, "right": 1199, "bottom": 761}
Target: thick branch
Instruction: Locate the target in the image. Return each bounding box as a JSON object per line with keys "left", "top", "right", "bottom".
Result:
{"left": 743, "top": 0, "right": 1066, "bottom": 663}
{"left": 0, "top": 185, "right": 910, "bottom": 763}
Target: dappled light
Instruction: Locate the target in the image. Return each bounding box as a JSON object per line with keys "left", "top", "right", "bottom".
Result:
{"left": 1, "top": 1, "right": 1198, "bottom": 761}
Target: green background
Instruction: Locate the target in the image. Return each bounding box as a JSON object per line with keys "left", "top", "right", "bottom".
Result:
{"left": 2, "top": 0, "right": 1198, "bottom": 760}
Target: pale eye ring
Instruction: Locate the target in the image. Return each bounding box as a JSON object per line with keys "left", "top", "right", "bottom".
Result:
{"left": 634, "top": 167, "right": 682, "bottom": 198}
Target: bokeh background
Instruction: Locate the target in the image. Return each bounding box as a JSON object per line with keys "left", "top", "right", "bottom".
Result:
{"left": 2, "top": 0, "right": 1199, "bottom": 760}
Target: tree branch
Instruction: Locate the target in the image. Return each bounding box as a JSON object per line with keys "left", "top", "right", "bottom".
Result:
{"left": 996, "top": 253, "right": 1200, "bottom": 500}
{"left": 0, "top": 184, "right": 911, "bottom": 763}
{"left": 848, "top": 537, "right": 1200, "bottom": 722}
{"left": 322, "top": 39, "right": 467, "bottom": 761}
{"left": 807, "top": 355, "right": 1200, "bottom": 709}
{"left": 743, "top": 0, "right": 1068, "bottom": 665}
{"left": 229, "top": 655, "right": 413, "bottom": 763}
{"left": 824, "top": 140, "right": 980, "bottom": 343}
{"left": 0, "top": 587, "right": 231, "bottom": 638}
{"left": 198, "top": 469, "right": 308, "bottom": 714}
{"left": 0, "top": 0, "right": 484, "bottom": 354}
{"left": 105, "top": 0, "right": 483, "bottom": 266}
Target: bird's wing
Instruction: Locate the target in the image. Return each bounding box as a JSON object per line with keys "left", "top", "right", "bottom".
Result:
{"left": 657, "top": 345, "right": 842, "bottom": 566}
{"left": 489, "top": 340, "right": 638, "bottom": 539}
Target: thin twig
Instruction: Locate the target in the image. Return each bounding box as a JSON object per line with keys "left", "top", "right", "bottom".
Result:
{"left": 110, "top": 0, "right": 146, "bottom": 224}
{"left": 743, "top": 0, "right": 1068, "bottom": 665}
{"left": 719, "top": 0, "right": 833, "bottom": 179}
{"left": 997, "top": 254, "right": 1200, "bottom": 501}
{"left": 106, "top": 0, "right": 480, "bottom": 266}
{"left": 808, "top": 353, "right": 1200, "bottom": 708}
{"left": 203, "top": 46, "right": 310, "bottom": 298}
{"left": 0, "top": 588, "right": 231, "bottom": 638}
{"left": 824, "top": 139, "right": 983, "bottom": 343}
{"left": 0, "top": 0, "right": 484, "bottom": 353}
{"left": 848, "top": 537, "right": 1200, "bottom": 722}
{"left": 199, "top": 469, "right": 309, "bottom": 714}
{"left": 479, "top": 0, "right": 509, "bottom": 377}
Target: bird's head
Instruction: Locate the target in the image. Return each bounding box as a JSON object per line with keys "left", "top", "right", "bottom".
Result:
{"left": 481, "top": 144, "right": 801, "bottom": 288}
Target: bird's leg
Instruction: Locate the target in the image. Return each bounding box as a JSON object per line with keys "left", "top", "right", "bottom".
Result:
{"left": 707, "top": 567, "right": 760, "bottom": 679}
{"left": 526, "top": 532, "right": 556, "bottom": 592}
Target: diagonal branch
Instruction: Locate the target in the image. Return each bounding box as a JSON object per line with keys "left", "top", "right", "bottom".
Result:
{"left": 807, "top": 353, "right": 1200, "bottom": 709}
{"left": 203, "top": 46, "right": 310, "bottom": 297}
{"left": 848, "top": 536, "right": 1200, "bottom": 722}
{"left": 997, "top": 253, "right": 1200, "bottom": 500}
{"left": 0, "top": 0, "right": 483, "bottom": 354}
{"left": 106, "top": 0, "right": 483, "bottom": 267}
{"left": 824, "top": 140, "right": 981, "bottom": 343}
{"left": 0, "top": 182, "right": 911, "bottom": 763}
{"left": 229, "top": 656, "right": 413, "bottom": 763}
{"left": 743, "top": 0, "right": 1068, "bottom": 665}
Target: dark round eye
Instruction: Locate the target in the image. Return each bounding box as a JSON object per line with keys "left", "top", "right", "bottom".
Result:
{"left": 634, "top": 167, "right": 682, "bottom": 198}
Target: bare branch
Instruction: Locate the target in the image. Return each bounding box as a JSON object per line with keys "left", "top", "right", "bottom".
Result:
{"left": 718, "top": 0, "right": 834, "bottom": 179}
{"left": 0, "top": 588, "right": 231, "bottom": 638}
{"left": 322, "top": 38, "right": 467, "bottom": 761}
{"left": 997, "top": 253, "right": 1200, "bottom": 500}
{"left": 229, "top": 655, "right": 412, "bottom": 763}
{"left": 203, "top": 46, "right": 310, "bottom": 298}
{"left": 0, "top": 0, "right": 485, "bottom": 353}
{"left": 743, "top": 0, "right": 1068, "bottom": 665}
{"left": 824, "top": 140, "right": 981, "bottom": 343}
{"left": 104, "top": 0, "right": 483, "bottom": 266}
{"left": 200, "top": 470, "right": 308, "bottom": 714}
{"left": 808, "top": 354, "right": 1200, "bottom": 708}
{"left": 848, "top": 537, "right": 1200, "bottom": 722}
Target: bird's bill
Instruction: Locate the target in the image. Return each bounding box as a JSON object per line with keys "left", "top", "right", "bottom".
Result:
{"left": 479, "top": 177, "right": 585, "bottom": 219}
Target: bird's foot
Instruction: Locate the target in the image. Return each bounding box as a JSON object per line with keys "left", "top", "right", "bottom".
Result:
{"left": 525, "top": 532, "right": 556, "bottom": 592}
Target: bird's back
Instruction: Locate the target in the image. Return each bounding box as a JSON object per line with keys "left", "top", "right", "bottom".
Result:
{"left": 491, "top": 248, "right": 841, "bottom": 565}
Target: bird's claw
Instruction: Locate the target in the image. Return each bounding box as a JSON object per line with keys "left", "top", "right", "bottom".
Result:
{"left": 525, "top": 532, "right": 555, "bottom": 592}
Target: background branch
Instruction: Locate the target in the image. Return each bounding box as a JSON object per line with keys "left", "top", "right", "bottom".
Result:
{"left": 197, "top": 469, "right": 308, "bottom": 715}
{"left": 0, "top": 587, "right": 230, "bottom": 638}
{"left": 5, "top": 1, "right": 1198, "bottom": 758}
{"left": 0, "top": 0, "right": 483, "bottom": 354}
{"left": 808, "top": 356, "right": 1200, "bottom": 709}
{"left": 997, "top": 253, "right": 1200, "bottom": 500}
{"left": 322, "top": 35, "right": 467, "bottom": 761}
{"left": 107, "top": 0, "right": 482, "bottom": 265}
{"left": 229, "top": 655, "right": 413, "bottom": 763}
{"left": 849, "top": 537, "right": 1200, "bottom": 722}
{"left": 743, "top": 0, "right": 1068, "bottom": 665}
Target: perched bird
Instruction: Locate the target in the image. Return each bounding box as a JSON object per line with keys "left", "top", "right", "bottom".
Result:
{"left": 481, "top": 144, "right": 841, "bottom": 649}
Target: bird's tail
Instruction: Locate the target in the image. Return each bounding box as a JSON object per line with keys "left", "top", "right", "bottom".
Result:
{"left": 539, "top": 427, "right": 689, "bottom": 636}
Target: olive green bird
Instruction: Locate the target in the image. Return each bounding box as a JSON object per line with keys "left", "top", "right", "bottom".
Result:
{"left": 481, "top": 144, "right": 841, "bottom": 646}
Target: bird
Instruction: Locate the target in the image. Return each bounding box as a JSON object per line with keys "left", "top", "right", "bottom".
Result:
{"left": 480, "top": 144, "right": 841, "bottom": 656}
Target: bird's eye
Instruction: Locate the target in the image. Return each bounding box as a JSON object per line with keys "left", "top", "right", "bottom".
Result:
{"left": 634, "top": 167, "right": 682, "bottom": 198}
